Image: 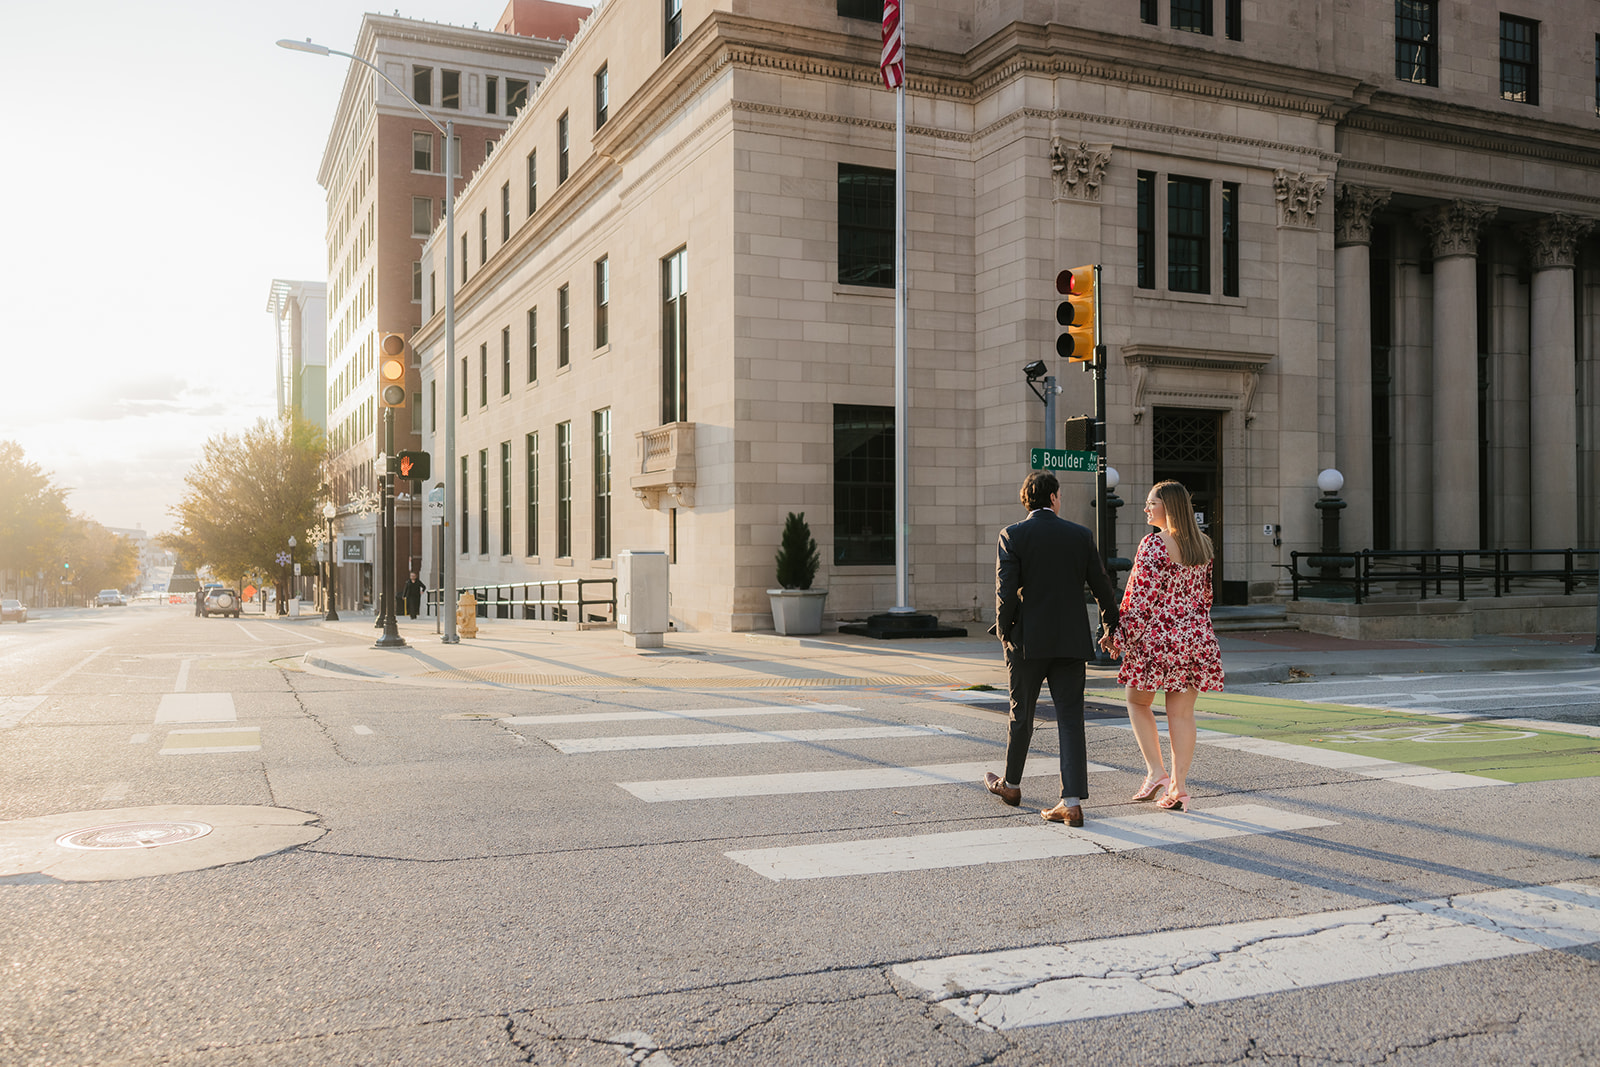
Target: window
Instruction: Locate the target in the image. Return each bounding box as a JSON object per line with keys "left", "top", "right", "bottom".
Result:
{"left": 593, "top": 409, "right": 612, "bottom": 559}
{"left": 500, "top": 441, "right": 512, "bottom": 556}
{"left": 501, "top": 182, "right": 511, "bottom": 241}
{"left": 460, "top": 455, "right": 469, "bottom": 554}
{"left": 1141, "top": 0, "right": 1157, "bottom": 24}
{"left": 478, "top": 449, "right": 489, "bottom": 555}
{"left": 430, "top": 379, "right": 436, "bottom": 433}
{"left": 479, "top": 209, "right": 487, "bottom": 264}
{"left": 450, "top": 136, "right": 461, "bottom": 177}
{"left": 838, "top": 0, "right": 882, "bottom": 19}
{"left": 411, "top": 196, "right": 432, "bottom": 236}
{"left": 834, "top": 404, "right": 894, "bottom": 565}
{"left": 525, "top": 431, "right": 539, "bottom": 556}
{"left": 441, "top": 69, "right": 461, "bottom": 110}
{"left": 1171, "top": 0, "right": 1212, "bottom": 35}
{"left": 1221, "top": 181, "right": 1239, "bottom": 298}
{"left": 557, "top": 421, "right": 572, "bottom": 557}
{"left": 486, "top": 75, "right": 498, "bottom": 114}
{"left": 595, "top": 256, "right": 610, "bottom": 348}
{"left": 485, "top": 138, "right": 497, "bottom": 159}
{"left": 666, "top": 0, "right": 683, "bottom": 52}
{"left": 1595, "top": 36, "right": 1600, "bottom": 117}
{"left": 501, "top": 327, "right": 511, "bottom": 396}
{"left": 558, "top": 112, "right": 570, "bottom": 183}
{"left": 479, "top": 343, "right": 488, "bottom": 408}
{"left": 412, "top": 132, "right": 432, "bottom": 172}
{"left": 1168, "top": 176, "right": 1210, "bottom": 294}
{"left": 1395, "top": 1, "right": 1437, "bottom": 86}
{"left": 1224, "top": 0, "right": 1240, "bottom": 40}
{"left": 527, "top": 307, "right": 538, "bottom": 382}
{"left": 838, "top": 164, "right": 894, "bottom": 287}
{"left": 1136, "top": 171, "right": 1155, "bottom": 290}
{"left": 1500, "top": 16, "right": 1538, "bottom": 104}
{"left": 527, "top": 150, "right": 537, "bottom": 215}
{"left": 507, "top": 78, "right": 529, "bottom": 116}
{"left": 595, "top": 65, "right": 609, "bottom": 129}
{"left": 662, "top": 247, "right": 688, "bottom": 424}
{"left": 461, "top": 356, "right": 468, "bottom": 414}
{"left": 558, "top": 284, "right": 571, "bottom": 367}
{"left": 430, "top": 272, "right": 436, "bottom": 317}
{"left": 412, "top": 261, "right": 422, "bottom": 302}
{"left": 412, "top": 66, "right": 432, "bottom": 105}
{"left": 461, "top": 235, "right": 468, "bottom": 283}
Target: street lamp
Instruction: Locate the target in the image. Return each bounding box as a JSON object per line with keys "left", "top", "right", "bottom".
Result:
{"left": 279, "top": 35, "right": 459, "bottom": 645}
{"left": 1309, "top": 467, "right": 1353, "bottom": 597}
{"left": 323, "top": 501, "right": 340, "bottom": 622}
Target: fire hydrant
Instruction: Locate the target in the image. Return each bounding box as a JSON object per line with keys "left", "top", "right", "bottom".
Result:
{"left": 456, "top": 591, "right": 479, "bottom": 638}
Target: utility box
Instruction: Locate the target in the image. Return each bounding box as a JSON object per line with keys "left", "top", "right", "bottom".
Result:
{"left": 617, "top": 550, "right": 668, "bottom": 648}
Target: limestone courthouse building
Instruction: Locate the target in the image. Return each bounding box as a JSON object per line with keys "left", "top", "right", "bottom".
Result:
{"left": 408, "top": 0, "right": 1600, "bottom": 632}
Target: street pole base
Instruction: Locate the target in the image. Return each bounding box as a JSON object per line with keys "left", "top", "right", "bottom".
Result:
{"left": 374, "top": 631, "right": 409, "bottom": 649}
{"left": 325, "top": 610, "right": 340, "bottom": 622}
{"left": 837, "top": 612, "right": 968, "bottom": 640}
{"left": 441, "top": 633, "right": 460, "bottom": 645}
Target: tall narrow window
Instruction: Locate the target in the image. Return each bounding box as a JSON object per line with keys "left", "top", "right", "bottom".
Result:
{"left": 1224, "top": 0, "right": 1240, "bottom": 40}
{"left": 1140, "top": 0, "right": 1157, "bottom": 24}
{"left": 1395, "top": 1, "right": 1438, "bottom": 86}
{"left": 412, "top": 261, "right": 422, "bottom": 301}
{"left": 486, "top": 75, "right": 498, "bottom": 114}
{"left": 834, "top": 404, "right": 894, "bottom": 565}
{"left": 412, "top": 66, "right": 432, "bottom": 105}
{"left": 412, "top": 132, "right": 433, "bottom": 172}
{"left": 525, "top": 432, "right": 539, "bottom": 556}
{"left": 558, "top": 284, "right": 571, "bottom": 367}
{"left": 527, "top": 150, "right": 537, "bottom": 215}
{"left": 593, "top": 408, "right": 611, "bottom": 559}
{"left": 1171, "top": 0, "right": 1212, "bottom": 35}
{"left": 662, "top": 247, "right": 688, "bottom": 424}
{"left": 460, "top": 456, "right": 469, "bottom": 554}
{"left": 1595, "top": 36, "right": 1600, "bottom": 117}
{"left": 527, "top": 307, "right": 538, "bottom": 382}
{"left": 479, "top": 210, "right": 487, "bottom": 264}
{"left": 500, "top": 441, "right": 512, "bottom": 556}
{"left": 1136, "top": 171, "right": 1155, "bottom": 290}
{"left": 506, "top": 78, "right": 529, "bottom": 116}
{"left": 837, "top": 0, "right": 882, "bottom": 19}
{"left": 1167, "top": 176, "right": 1210, "bottom": 294}
{"left": 450, "top": 136, "right": 461, "bottom": 177}
{"left": 460, "top": 356, "right": 468, "bottom": 414}
{"left": 478, "top": 449, "right": 488, "bottom": 555}
{"left": 665, "top": 0, "right": 683, "bottom": 52}
{"left": 557, "top": 421, "right": 572, "bottom": 558}
{"left": 479, "top": 342, "right": 488, "bottom": 407}
{"left": 501, "top": 182, "right": 511, "bottom": 242}
{"left": 1221, "top": 181, "right": 1239, "bottom": 298}
{"left": 558, "top": 112, "right": 570, "bottom": 183}
{"left": 595, "top": 65, "right": 609, "bottom": 129}
{"left": 1500, "top": 16, "right": 1538, "bottom": 104}
{"left": 430, "top": 379, "right": 436, "bottom": 433}
{"left": 595, "top": 256, "right": 610, "bottom": 348}
{"left": 838, "top": 164, "right": 895, "bottom": 287}
{"left": 461, "top": 235, "right": 467, "bottom": 283}
{"left": 441, "top": 69, "right": 461, "bottom": 110}
{"left": 501, "top": 327, "right": 511, "bottom": 396}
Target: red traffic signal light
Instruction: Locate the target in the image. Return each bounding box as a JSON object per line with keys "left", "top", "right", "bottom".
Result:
{"left": 396, "top": 451, "right": 431, "bottom": 481}
{"left": 1055, "top": 265, "right": 1097, "bottom": 361}
{"left": 379, "top": 333, "right": 408, "bottom": 408}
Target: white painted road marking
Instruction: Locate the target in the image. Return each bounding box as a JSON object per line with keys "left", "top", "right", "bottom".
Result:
{"left": 507, "top": 702, "right": 858, "bottom": 725}
{"left": 129, "top": 733, "right": 150, "bottom": 745}
{"left": 726, "top": 803, "right": 1335, "bottom": 881}
{"left": 154, "top": 693, "right": 237, "bottom": 724}
{"left": 174, "top": 658, "right": 192, "bottom": 693}
{"left": 159, "top": 727, "right": 261, "bottom": 755}
{"left": 0, "top": 695, "right": 48, "bottom": 729}
{"left": 621, "top": 760, "right": 1112, "bottom": 802}
{"left": 261, "top": 622, "right": 324, "bottom": 644}
{"left": 37, "top": 648, "right": 107, "bottom": 693}
{"left": 895, "top": 881, "right": 1600, "bottom": 1029}
{"left": 353, "top": 725, "right": 373, "bottom": 735}
{"left": 550, "top": 724, "right": 966, "bottom": 754}
{"left": 233, "top": 622, "right": 265, "bottom": 642}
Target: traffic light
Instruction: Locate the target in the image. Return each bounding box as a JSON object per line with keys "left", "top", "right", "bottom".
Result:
{"left": 1055, "top": 264, "right": 1097, "bottom": 361}
{"left": 378, "top": 333, "right": 408, "bottom": 408}
{"left": 396, "top": 451, "right": 431, "bottom": 481}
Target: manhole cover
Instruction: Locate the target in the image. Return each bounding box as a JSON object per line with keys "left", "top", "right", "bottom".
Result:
{"left": 55, "top": 821, "right": 214, "bottom": 850}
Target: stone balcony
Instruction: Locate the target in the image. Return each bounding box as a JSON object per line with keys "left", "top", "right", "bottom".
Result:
{"left": 630, "top": 421, "right": 695, "bottom": 509}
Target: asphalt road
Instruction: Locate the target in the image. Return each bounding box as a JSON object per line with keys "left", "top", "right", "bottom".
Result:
{"left": 1230, "top": 666, "right": 1600, "bottom": 727}
{"left": 2, "top": 606, "right": 1598, "bottom": 1066}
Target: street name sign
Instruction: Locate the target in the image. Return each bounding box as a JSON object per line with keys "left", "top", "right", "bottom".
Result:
{"left": 1030, "top": 448, "right": 1097, "bottom": 472}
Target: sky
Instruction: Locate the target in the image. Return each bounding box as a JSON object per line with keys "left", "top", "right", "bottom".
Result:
{"left": 0, "top": 0, "right": 505, "bottom": 536}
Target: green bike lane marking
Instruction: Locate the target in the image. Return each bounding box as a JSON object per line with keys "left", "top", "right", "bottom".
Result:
{"left": 1088, "top": 689, "right": 1600, "bottom": 784}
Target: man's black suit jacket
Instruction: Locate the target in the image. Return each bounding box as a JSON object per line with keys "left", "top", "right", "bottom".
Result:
{"left": 992, "top": 509, "right": 1119, "bottom": 663}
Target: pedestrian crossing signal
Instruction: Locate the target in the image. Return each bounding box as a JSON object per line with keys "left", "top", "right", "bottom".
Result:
{"left": 1055, "top": 265, "right": 1097, "bottom": 362}
{"left": 397, "top": 451, "right": 430, "bottom": 481}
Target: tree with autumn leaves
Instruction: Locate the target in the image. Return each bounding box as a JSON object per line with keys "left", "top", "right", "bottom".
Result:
{"left": 0, "top": 441, "right": 138, "bottom": 604}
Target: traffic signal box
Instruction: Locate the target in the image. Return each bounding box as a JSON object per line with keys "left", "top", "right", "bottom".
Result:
{"left": 396, "top": 451, "right": 431, "bottom": 481}
{"left": 1055, "top": 265, "right": 1097, "bottom": 362}
{"left": 378, "top": 333, "right": 408, "bottom": 408}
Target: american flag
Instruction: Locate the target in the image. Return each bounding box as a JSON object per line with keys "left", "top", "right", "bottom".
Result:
{"left": 881, "top": 0, "right": 905, "bottom": 90}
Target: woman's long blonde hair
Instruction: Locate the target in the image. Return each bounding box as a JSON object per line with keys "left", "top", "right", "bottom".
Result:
{"left": 1151, "top": 480, "right": 1214, "bottom": 567}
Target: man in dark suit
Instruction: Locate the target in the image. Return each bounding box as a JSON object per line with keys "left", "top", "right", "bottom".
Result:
{"left": 984, "top": 471, "right": 1120, "bottom": 827}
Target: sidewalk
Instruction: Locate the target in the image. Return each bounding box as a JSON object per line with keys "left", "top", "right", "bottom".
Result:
{"left": 297, "top": 612, "right": 1600, "bottom": 691}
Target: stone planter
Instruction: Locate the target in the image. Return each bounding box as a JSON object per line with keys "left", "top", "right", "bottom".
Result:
{"left": 767, "top": 588, "right": 828, "bottom": 635}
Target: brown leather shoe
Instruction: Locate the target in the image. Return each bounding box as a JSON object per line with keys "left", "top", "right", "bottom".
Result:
{"left": 1041, "top": 802, "right": 1084, "bottom": 828}
{"left": 983, "top": 772, "right": 1021, "bottom": 807}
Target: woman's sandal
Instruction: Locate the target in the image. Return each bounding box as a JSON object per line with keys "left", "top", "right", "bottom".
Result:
{"left": 1131, "top": 774, "right": 1171, "bottom": 802}
{"left": 1156, "top": 789, "right": 1192, "bottom": 813}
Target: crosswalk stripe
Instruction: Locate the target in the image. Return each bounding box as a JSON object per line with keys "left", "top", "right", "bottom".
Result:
{"left": 159, "top": 727, "right": 261, "bottom": 755}
{"left": 725, "top": 803, "right": 1334, "bottom": 881}
{"left": 507, "top": 702, "right": 858, "bottom": 725}
{"left": 1192, "top": 729, "right": 1506, "bottom": 790}
{"left": 154, "top": 693, "right": 237, "bottom": 724}
{"left": 619, "top": 760, "right": 1114, "bottom": 802}
{"left": 550, "top": 724, "right": 966, "bottom": 754}
{"left": 894, "top": 881, "right": 1600, "bottom": 1029}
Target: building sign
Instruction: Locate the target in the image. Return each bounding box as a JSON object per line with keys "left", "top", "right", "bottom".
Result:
{"left": 340, "top": 537, "right": 367, "bottom": 563}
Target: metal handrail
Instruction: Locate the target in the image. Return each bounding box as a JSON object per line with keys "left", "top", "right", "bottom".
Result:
{"left": 1289, "top": 548, "right": 1598, "bottom": 603}
{"left": 422, "top": 577, "right": 617, "bottom": 623}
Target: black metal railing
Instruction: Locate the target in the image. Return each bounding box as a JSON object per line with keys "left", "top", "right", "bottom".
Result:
{"left": 1289, "top": 548, "right": 1598, "bottom": 603}
{"left": 423, "top": 578, "right": 617, "bottom": 623}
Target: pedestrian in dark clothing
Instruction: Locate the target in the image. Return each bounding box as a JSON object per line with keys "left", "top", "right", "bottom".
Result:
{"left": 402, "top": 572, "right": 426, "bottom": 619}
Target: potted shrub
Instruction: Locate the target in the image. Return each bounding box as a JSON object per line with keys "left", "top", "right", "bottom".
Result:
{"left": 767, "top": 512, "right": 827, "bottom": 635}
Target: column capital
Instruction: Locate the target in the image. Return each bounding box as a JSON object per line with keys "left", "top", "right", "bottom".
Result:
{"left": 1050, "top": 138, "right": 1112, "bottom": 202}
{"left": 1518, "top": 213, "right": 1596, "bottom": 270}
{"left": 1334, "top": 184, "right": 1392, "bottom": 247}
{"left": 1414, "top": 200, "right": 1497, "bottom": 258}
{"left": 1273, "top": 170, "right": 1328, "bottom": 229}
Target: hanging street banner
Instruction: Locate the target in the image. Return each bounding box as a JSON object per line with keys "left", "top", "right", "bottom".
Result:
{"left": 1031, "top": 448, "right": 1097, "bottom": 472}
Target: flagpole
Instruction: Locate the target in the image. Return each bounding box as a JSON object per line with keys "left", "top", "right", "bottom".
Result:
{"left": 892, "top": 78, "right": 910, "bottom": 613}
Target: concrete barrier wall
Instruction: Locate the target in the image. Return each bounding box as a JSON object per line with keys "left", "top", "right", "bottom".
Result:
{"left": 1287, "top": 595, "right": 1597, "bottom": 640}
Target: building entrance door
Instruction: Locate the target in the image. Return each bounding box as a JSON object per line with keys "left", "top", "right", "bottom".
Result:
{"left": 1152, "top": 407, "right": 1232, "bottom": 603}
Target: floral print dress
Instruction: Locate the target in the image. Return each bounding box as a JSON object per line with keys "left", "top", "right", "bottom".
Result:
{"left": 1113, "top": 532, "right": 1225, "bottom": 692}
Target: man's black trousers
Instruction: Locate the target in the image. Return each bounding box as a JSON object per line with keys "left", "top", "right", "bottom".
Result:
{"left": 1004, "top": 656, "right": 1089, "bottom": 800}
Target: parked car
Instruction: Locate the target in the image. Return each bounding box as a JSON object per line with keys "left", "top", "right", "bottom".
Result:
{"left": 201, "top": 588, "right": 242, "bottom": 619}
{"left": 1, "top": 599, "right": 26, "bottom": 623}
{"left": 95, "top": 589, "right": 127, "bottom": 607}
{"left": 194, "top": 583, "right": 223, "bottom": 617}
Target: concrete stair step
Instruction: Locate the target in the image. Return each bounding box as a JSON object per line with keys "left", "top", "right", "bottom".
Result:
{"left": 1210, "top": 605, "right": 1293, "bottom": 633}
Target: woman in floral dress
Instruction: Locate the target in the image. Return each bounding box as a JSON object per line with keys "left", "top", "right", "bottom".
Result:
{"left": 1103, "top": 480, "right": 1224, "bottom": 812}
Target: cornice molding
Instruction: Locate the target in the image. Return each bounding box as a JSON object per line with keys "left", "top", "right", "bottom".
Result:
{"left": 1343, "top": 103, "right": 1600, "bottom": 168}
{"left": 1336, "top": 160, "right": 1600, "bottom": 209}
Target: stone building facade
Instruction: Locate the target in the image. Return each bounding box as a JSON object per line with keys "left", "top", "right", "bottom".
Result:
{"left": 411, "top": 0, "right": 1600, "bottom": 632}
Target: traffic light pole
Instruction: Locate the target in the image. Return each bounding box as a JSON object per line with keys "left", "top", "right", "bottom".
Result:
{"left": 375, "top": 407, "right": 407, "bottom": 648}
{"left": 1089, "top": 264, "right": 1109, "bottom": 571}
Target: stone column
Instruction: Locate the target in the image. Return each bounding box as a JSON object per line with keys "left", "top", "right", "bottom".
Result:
{"left": 1416, "top": 200, "right": 1496, "bottom": 547}
{"left": 1486, "top": 241, "right": 1529, "bottom": 553}
{"left": 1333, "top": 185, "right": 1391, "bottom": 549}
{"left": 1273, "top": 170, "right": 1330, "bottom": 560}
{"left": 1520, "top": 213, "right": 1594, "bottom": 550}
{"left": 1391, "top": 227, "right": 1431, "bottom": 548}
